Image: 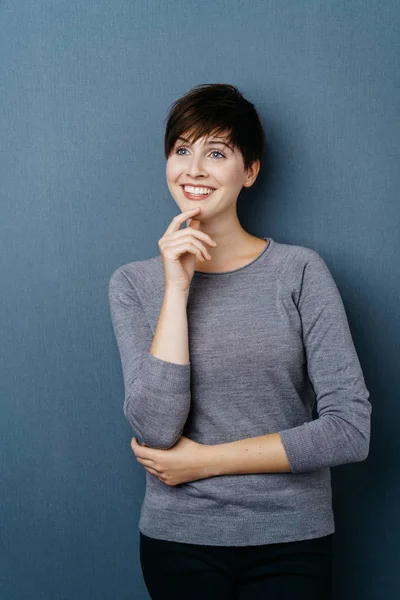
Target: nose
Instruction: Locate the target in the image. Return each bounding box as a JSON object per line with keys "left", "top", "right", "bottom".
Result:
{"left": 186, "top": 154, "right": 207, "bottom": 179}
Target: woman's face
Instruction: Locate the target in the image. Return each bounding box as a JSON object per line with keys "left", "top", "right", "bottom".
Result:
{"left": 166, "top": 131, "right": 250, "bottom": 220}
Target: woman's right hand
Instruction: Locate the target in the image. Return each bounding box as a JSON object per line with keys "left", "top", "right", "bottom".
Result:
{"left": 158, "top": 207, "right": 217, "bottom": 293}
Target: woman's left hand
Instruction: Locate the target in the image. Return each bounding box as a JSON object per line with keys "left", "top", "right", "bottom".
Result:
{"left": 131, "top": 435, "right": 212, "bottom": 486}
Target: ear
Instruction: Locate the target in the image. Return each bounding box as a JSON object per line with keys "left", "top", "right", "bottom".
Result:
{"left": 243, "top": 159, "right": 261, "bottom": 187}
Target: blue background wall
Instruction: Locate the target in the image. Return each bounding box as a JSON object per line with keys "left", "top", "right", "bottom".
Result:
{"left": 1, "top": 1, "right": 399, "bottom": 598}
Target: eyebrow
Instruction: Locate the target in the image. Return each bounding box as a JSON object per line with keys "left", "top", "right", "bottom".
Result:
{"left": 176, "top": 137, "right": 233, "bottom": 151}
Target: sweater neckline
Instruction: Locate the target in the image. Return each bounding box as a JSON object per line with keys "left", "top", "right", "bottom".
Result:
{"left": 193, "top": 237, "right": 273, "bottom": 277}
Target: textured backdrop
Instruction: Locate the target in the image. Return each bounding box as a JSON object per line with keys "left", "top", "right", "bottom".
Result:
{"left": 1, "top": 1, "right": 399, "bottom": 598}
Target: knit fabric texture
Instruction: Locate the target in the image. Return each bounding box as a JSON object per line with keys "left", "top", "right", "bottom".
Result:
{"left": 108, "top": 237, "right": 371, "bottom": 546}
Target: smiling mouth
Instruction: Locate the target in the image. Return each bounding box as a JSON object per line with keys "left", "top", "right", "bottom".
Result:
{"left": 180, "top": 185, "right": 217, "bottom": 199}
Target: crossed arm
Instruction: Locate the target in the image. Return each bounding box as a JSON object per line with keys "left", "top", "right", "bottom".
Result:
{"left": 131, "top": 431, "right": 291, "bottom": 487}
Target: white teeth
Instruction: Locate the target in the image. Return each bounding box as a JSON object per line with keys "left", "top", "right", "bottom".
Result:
{"left": 183, "top": 185, "right": 214, "bottom": 195}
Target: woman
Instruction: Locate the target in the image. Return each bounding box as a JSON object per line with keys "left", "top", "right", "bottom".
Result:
{"left": 108, "top": 83, "right": 371, "bottom": 599}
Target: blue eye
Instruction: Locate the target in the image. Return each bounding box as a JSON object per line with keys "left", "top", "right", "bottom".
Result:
{"left": 175, "top": 147, "right": 225, "bottom": 159}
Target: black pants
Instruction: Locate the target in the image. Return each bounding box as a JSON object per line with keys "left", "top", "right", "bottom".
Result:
{"left": 139, "top": 531, "right": 333, "bottom": 599}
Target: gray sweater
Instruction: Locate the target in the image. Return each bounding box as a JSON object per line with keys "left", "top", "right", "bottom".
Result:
{"left": 108, "top": 236, "right": 371, "bottom": 546}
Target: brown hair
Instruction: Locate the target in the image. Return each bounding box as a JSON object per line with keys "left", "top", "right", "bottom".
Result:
{"left": 164, "top": 83, "right": 265, "bottom": 172}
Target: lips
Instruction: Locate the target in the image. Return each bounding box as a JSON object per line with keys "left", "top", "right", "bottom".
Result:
{"left": 180, "top": 185, "right": 216, "bottom": 200}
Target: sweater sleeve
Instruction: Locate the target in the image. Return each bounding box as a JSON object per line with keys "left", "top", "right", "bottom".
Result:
{"left": 108, "top": 266, "right": 191, "bottom": 449}
{"left": 278, "top": 251, "right": 372, "bottom": 473}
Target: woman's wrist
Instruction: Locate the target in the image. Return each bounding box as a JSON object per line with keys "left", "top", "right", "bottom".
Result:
{"left": 165, "top": 284, "right": 190, "bottom": 299}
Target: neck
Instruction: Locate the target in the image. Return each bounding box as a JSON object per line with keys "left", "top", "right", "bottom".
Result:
{"left": 191, "top": 214, "right": 265, "bottom": 272}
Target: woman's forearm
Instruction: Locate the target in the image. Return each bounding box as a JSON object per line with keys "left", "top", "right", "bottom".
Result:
{"left": 204, "top": 433, "right": 292, "bottom": 476}
{"left": 149, "top": 286, "right": 190, "bottom": 364}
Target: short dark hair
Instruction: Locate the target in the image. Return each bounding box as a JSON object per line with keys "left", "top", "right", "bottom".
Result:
{"left": 164, "top": 83, "right": 265, "bottom": 171}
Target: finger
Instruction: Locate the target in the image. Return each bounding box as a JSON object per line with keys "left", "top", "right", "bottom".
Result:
{"left": 165, "top": 207, "right": 201, "bottom": 235}
{"left": 164, "top": 237, "right": 211, "bottom": 261}
{"left": 144, "top": 466, "right": 160, "bottom": 477}
{"left": 166, "top": 227, "right": 217, "bottom": 248}
{"left": 136, "top": 456, "right": 158, "bottom": 469}
{"left": 131, "top": 437, "right": 143, "bottom": 449}
{"left": 163, "top": 240, "right": 208, "bottom": 262}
